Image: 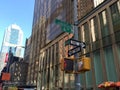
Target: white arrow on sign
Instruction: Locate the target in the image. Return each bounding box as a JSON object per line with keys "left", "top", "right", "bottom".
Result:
{"left": 68, "top": 46, "right": 81, "bottom": 57}
{"left": 70, "top": 39, "right": 86, "bottom": 48}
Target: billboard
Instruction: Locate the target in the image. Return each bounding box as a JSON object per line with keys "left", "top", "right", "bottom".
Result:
{"left": 1, "top": 72, "right": 10, "bottom": 81}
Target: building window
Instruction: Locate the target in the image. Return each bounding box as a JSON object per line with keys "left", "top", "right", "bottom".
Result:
{"left": 102, "top": 35, "right": 112, "bottom": 47}
{"left": 103, "top": 46, "right": 118, "bottom": 81}
{"left": 90, "top": 17, "right": 99, "bottom": 42}
{"left": 115, "top": 30, "right": 120, "bottom": 43}
{"left": 90, "top": 17, "right": 100, "bottom": 50}
{"left": 81, "top": 23, "right": 90, "bottom": 54}
{"left": 93, "top": 50, "right": 104, "bottom": 85}
{"left": 99, "top": 10, "right": 109, "bottom": 38}
{"left": 94, "top": 0, "right": 104, "bottom": 7}
{"left": 110, "top": 1, "right": 120, "bottom": 32}
{"left": 85, "top": 54, "right": 93, "bottom": 88}
{"left": 116, "top": 43, "right": 120, "bottom": 70}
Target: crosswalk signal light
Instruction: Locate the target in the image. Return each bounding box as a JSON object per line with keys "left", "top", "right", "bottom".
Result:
{"left": 60, "top": 57, "right": 74, "bottom": 72}
{"left": 78, "top": 57, "right": 91, "bottom": 72}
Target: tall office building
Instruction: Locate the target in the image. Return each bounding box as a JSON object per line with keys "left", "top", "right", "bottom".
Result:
{"left": 28, "top": 0, "right": 120, "bottom": 90}
{"left": 0, "top": 24, "right": 23, "bottom": 69}
{"left": 27, "top": 0, "right": 74, "bottom": 86}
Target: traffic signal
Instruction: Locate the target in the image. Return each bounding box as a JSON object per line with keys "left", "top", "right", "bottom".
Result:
{"left": 60, "top": 57, "right": 74, "bottom": 72}
{"left": 77, "top": 57, "right": 91, "bottom": 72}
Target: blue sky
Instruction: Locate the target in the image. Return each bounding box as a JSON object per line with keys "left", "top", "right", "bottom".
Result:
{"left": 0, "top": 0, "right": 35, "bottom": 49}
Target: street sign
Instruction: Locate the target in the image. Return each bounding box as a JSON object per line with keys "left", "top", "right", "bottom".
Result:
{"left": 70, "top": 39, "right": 86, "bottom": 48}
{"left": 65, "top": 39, "right": 86, "bottom": 48}
{"left": 55, "top": 19, "right": 74, "bottom": 33}
{"left": 61, "top": 25, "right": 73, "bottom": 33}
{"left": 55, "top": 19, "right": 72, "bottom": 27}
{"left": 68, "top": 46, "right": 81, "bottom": 57}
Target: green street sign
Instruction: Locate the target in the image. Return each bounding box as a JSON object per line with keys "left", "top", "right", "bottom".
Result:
{"left": 55, "top": 19, "right": 71, "bottom": 27}
{"left": 55, "top": 19, "right": 74, "bottom": 33}
{"left": 65, "top": 39, "right": 71, "bottom": 46}
{"left": 61, "top": 26, "right": 73, "bottom": 33}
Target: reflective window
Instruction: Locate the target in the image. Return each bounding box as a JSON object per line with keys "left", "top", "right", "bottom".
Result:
{"left": 99, "top": 10, "right": 109, "bottom": 37}
{"left": 116, "top": 43, "right": 120, "bottom": 68}
{"left": 110, "top": 1, "right": 120, "bottom": 32}
{"left": 90, "top": 17, "right": 99, "bottom": 42}
{"left": 81, "top": 23, "right": 90, "bottom": 43}
{"left": 81, "top": 23, "right": 90, "bottom": 53}
{"left": 104, "top": 46, "right": 118, "bottom": 81}
{"left": 93, "top": 51, "right": 104, "bottom": 85}
{"left": 90, "top": 17, "right": 100, "bottom": 50}
{"left": 85, "top": 54, "right": 93, "bottom": 88}
{"left": 102, "top": 35, "right": 112, "bottom": 47}
{"left": 80, "top": 74, "right": 85, "bottom": 87}
{"left": 86, "top": 66, "right": 93, "bottom": 87}
{"left": 94, "top": 0, "right": 105, "bottom": 7}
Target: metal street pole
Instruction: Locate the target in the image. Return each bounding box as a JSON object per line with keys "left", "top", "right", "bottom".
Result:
{"left": 73, "top": 0, "right": 82, "bottom": 90}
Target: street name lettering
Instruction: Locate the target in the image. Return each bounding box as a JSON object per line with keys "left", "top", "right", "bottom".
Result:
{"left": 55, "top": 19, "right": 74, "bottom": 33}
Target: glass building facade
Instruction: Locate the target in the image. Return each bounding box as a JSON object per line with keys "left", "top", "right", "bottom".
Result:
{"left": 0, "top": 24, "right": 23, "bottom": 66}
{"left": 28, "top": 0, "right": 120, "bottom": 90}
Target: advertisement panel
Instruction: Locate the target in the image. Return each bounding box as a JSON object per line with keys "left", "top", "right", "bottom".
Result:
{"left": 1, "top": 73, "right": 10, "bottom": 81}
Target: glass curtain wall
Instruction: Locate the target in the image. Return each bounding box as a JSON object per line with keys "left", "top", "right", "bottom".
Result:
{"left": 79, "top": 1, "right": 120, "bottom": 89}
{"left": 99, "top": 10, "right": 109, "bottom": 38}
{"left": 116, "top": 43, "right": 120, "bottom": 69}
{"left": 110, "top": 1, "right": 120, "bottom": 32}
{"left": 110, "top": 0, "right": 120, "bottom": 80}
{"left": 90, "top": 17, "right": 100, "bottom": 51}
{"left": 80, "top": 23, "right": 92, "bottom": 89}
{"left": 93, "top": 51, "right": 104, "bottom": 85}
{"left": 110, "top": 1, "right": 120, "bottom": 43}
{"left": 103, "top": 46, "right": 118, "bottom": 81}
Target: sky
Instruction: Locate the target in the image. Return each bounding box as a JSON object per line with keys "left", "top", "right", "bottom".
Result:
{"left": 0, "top": 0, "right": 35, "bottom": 50}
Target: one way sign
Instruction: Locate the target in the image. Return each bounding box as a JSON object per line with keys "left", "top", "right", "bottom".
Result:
{"left": 68, "top": 46, "right": 81, "bottom": 57}
{"left": 65, "top": 39, "right": 86, "bottom": 48}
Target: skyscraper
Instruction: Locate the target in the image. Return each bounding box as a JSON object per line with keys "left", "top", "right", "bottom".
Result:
{"left": 0, "top": 24, "right": 23, "bottom": 69}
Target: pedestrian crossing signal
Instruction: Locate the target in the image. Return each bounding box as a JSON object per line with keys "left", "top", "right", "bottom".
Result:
{"left": 77, "top": 57, "right": 91, "bottom": 72}
{"left": 60, "top": 57, "right": 74, "bottom": 72}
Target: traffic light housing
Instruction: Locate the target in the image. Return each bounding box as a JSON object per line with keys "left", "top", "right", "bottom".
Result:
{"left": 60, "top": 57, "right": 91, "bottom": 73}
{"left": 77, "top": 57, "right": 91, "bottom": 72}
{"left": 60, "top": 57, "right": 74, "bottom": 72}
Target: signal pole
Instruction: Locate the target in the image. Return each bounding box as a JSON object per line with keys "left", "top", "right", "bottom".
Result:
{"left": 73, "top": 0, "right": 82, "bottom": 90}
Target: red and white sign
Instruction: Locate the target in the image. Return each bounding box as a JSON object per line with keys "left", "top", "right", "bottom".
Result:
{"left": 4, "top": 53, "right": 9, "bottom": 63}
{"left": 1, "top": 72, "right": 11, "bottom": 81}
